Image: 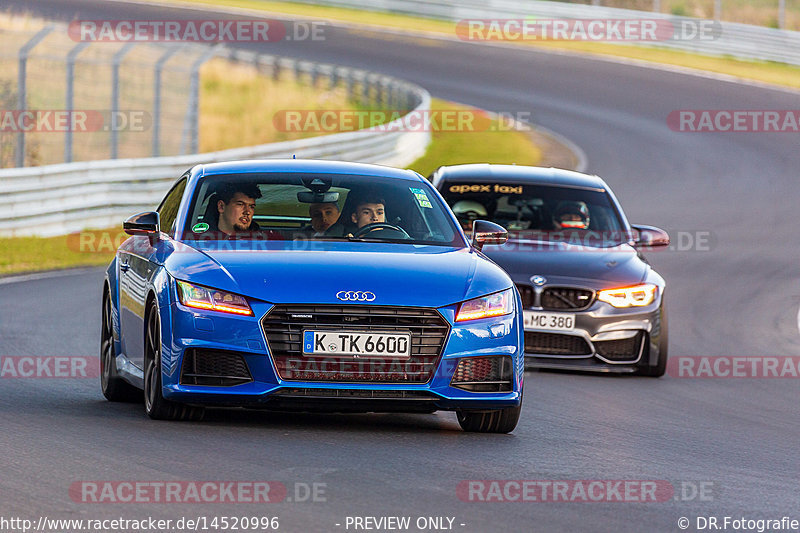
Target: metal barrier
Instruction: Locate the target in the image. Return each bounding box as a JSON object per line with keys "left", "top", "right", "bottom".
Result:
{"left": 0, "top": 50, "right": 431, "bottom": 237}
{"left": 287, "top": 0, "right": 800, "bottom": 66}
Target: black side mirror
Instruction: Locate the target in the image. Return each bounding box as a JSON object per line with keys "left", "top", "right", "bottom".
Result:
{"left": 124, "top": 211, "right": 160, "bottom": 245}
{"left": 471, "top": 220, "right": 508, "bottom": 251}
{"left": 631, "top": 224, "right": 669, "bottom": 248}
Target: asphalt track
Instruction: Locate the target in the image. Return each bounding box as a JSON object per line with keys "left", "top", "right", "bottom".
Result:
{"left": 1, "top": 1, "right": 800, "bottom": 532}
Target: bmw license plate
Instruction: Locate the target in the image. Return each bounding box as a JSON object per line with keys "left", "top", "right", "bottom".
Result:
{"left": 302, "top": 330, "right": 411, "bottom": 358}
{"left": 523, "top": 311, "right": 575, "bottom": 331}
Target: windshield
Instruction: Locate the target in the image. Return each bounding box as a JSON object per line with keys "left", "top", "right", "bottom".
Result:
{"left": 440, "top": 181, "right": 628, "bottom": 247}
{"left": 182, "top": 172, "right": 463, "bottom": 247}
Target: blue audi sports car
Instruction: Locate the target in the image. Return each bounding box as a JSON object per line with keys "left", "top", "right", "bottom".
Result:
{"left": 101, "top": 160, "right": 524, "bottom": 432}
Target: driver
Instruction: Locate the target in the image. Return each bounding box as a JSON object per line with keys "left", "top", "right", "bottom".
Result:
{"left": 213, "top": 182, "right": 262, "bottom": 236}
{"left": 351, "top": 195, "right": 385, "bottom": 229}
{"left": 553, "top": 201, "right": 590, "bottom": 230}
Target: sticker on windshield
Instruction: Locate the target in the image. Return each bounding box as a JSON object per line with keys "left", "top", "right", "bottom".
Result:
{"left": 192, "top": 222, "right": 209, "bottom": 233}
{"left": 409, "top": 187, "right": 433, "bottom": 209}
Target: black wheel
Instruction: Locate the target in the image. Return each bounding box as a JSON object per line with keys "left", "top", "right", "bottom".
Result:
{"left": 456, "top": 390, "right": 522, "bottom": 433}
{"left": 640, "top": 304, "right": 668, "bottom": 378}
{"left": 100, "top": 289, "right": 140, "bottom": 402}
{"left": 143, "top": 299, "right": 204, "bottom": 421}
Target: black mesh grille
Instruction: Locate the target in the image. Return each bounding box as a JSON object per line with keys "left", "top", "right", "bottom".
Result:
{"left": 515, "top": 285, "right": 593, "bottom": 310}
{"left": 180, "top": 349, "right": 253, "bottom": 386}
{"left": 516, "top": 284, "right": 535, "bottom": 308}
{"left": 541, "top": 288, "right": 594, "bottom": 310}
{"left": 525, "top": 332, "right": 592, "bottom": 356}
{"left": 261, "top": 305, "right": 450, "bottom": 383}
{"left": 594, "top": 332, "right": 644, "bottom": 361}
{"left": 451, "top": 356, "right": 513, "bottom": 392}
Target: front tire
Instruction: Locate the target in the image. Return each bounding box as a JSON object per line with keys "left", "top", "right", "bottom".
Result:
{"left": 143, "top": 299, "right": 204, "bottom": 421}
{"left": 456, "top": 390, "right": 522, "bottom": 433}
{"left": 100, "top": 289, "right": 139, "bottom": 402}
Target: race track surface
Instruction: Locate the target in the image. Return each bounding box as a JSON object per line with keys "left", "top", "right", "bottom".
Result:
{"left": 1, "top": 1, "right": 799, "bottom": 531}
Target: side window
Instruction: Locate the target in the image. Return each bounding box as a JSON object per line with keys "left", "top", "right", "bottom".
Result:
{"left": 158, "top": 178, "right": 188, "bottom": 237}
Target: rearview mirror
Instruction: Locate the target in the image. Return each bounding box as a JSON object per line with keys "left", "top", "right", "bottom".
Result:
{"left": 124, "top": 211, "right": 160, "bottom": 245}
{"left": 631, "top": 224, "right": 669, "bottom": 248}
{"left": 471, "top": 220, "right": 508, "bottom": 251}
{"left": 297, "top": 191, "right": 340, "bottom": 203}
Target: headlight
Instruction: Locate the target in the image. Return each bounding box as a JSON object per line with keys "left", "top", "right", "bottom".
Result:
{"left": 596, "top": 283, "right": 657, "bottom": 308}
{"left": 455, "top": 288, "right": 514, "bottom": 322}
{"left": 176, "top": 280, "right": 253, "bottom": 316}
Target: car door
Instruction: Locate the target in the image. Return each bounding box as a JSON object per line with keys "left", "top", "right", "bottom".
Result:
{"left": 119, "top": 177, "right": 188, "bottom": 370}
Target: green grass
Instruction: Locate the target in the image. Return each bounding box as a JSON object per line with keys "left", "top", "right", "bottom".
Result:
{"left": 0, "top": 99, "right": 543, "bottom": 276}
{"left": 0, "top": 229, "right": 126, "bottom": 275}
{"left": 162, "top": 0, "right": 800, "bottom": 90}
{"left": 408, "top": 99, "right": 541, "bottom": 176}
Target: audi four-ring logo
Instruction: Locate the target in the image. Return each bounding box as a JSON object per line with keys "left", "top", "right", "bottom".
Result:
{"left": 336, "top": 291, "right": 376, "bottom": 301}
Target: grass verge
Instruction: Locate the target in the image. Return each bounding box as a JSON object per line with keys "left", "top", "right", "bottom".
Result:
{"left": 0, "top": 99, "right": 542, "bottom": 275}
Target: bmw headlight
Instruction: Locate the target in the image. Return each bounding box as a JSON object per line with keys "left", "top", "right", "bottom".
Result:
{"left": 455, "top": 288, "right": 514, "bottom": 322}
{"left": 176, "top": 280, "right": 253, "bottom": 316}
{"left": 596, "top": 283, "right": 657, "bottom": 308}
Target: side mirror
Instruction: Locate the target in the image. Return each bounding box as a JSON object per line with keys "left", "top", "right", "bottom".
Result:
{"left": 471, "top": 220, "right": 508, "bottom": 251}
{"left": 631, "top": 224, "right": 669, "bottom": 248}
{"left": 124, "top": 211, "right": 161, "bottom": 245}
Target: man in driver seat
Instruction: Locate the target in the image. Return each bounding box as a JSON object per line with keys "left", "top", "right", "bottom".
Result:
{"left": 553, "top": 201, "right": 590, "bottom": 230}
{"left": 351, "top": 195, "right": 386, "bottom": 229}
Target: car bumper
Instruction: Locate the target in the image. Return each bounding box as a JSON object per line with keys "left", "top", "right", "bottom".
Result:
{"left": 159, "top": 300, "right": 524, "bottom": 412}
{"left": 523, "top": 301, "right": 665, "bottom": 373}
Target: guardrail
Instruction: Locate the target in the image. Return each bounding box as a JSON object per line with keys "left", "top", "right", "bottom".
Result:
{"left": 0, "top": 48, "right": 431, "bottom": 237}
{"left": 288, "top": 0, "right": 800, "bottom": 66}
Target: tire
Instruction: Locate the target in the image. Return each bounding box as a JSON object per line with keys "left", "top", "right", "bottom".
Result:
{"left": 143, "top": 299, "right": 204, "bottom": 421}
{"left": 456, "top": 389, "right": 522, "bottom": 433}
{"left": 640, "top": 304, "right": 668, "bottom": 377}
{"left": 100, "top": 289, "right": 140, "bottom": 402}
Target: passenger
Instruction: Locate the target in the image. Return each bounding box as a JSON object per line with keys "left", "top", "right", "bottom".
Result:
{"left": 309, "top": 202, "right": 341, "bottom": 235}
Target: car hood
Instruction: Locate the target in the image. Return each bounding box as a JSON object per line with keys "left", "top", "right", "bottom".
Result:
{"left": 483, "top": 241, "right": 648, "bottom": 289}
{"left": 163, "top": 241, "right": 511, "bottom": 307}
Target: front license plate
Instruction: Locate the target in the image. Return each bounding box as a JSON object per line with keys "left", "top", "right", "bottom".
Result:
{"left": 523, "top": 311, "right": 575, "bottom": 331}
{"left": 302, "top": 330, "right": 411, "bottom": 358}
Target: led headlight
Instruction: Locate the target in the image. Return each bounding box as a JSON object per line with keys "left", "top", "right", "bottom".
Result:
{"left": 597, "top": 283, "right": 657, "bottom": 308}
{"left": 176, "top": 280, "right": 253, "bottom": 316}
{"left": 455, "top": 288, "right": 514, "bottom": 322}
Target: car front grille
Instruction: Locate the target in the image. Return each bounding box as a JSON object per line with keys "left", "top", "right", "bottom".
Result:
{"left": 261, "top": 305, "right": 450, "bottom": 383}
{"left": 451, "top": 356, "right": 513, "bottom": 392}
{"left": 516, "top": 284, "right": 594, "bottom": 310}
{"left": 517, "top": 284, "right": 535, "bottom": 308}
{"left": 594, "top": 332, "right": 645, "bottom": 362}
{"left": 524, "top": 332, "right": 592, "bottom": 356}
{"left": 180, "top": 348, "right": 253, "bottom": 386}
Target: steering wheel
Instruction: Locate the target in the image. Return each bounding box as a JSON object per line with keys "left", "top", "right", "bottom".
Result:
{"left": 351, "top": 222, "right": 411, "bottom": 239}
